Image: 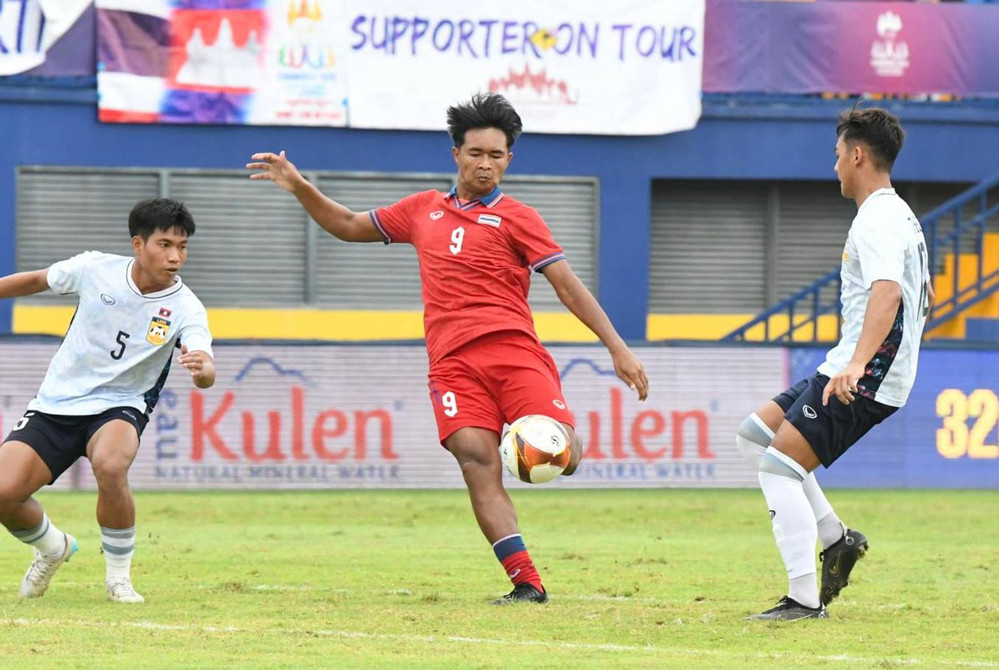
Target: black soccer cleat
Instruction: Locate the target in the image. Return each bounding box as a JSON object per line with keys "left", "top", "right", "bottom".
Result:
{"left": 746, "top": 595, "right": 828, "bottom": 621}
{"left": 820, "top": 528, "right": 869, "bottom": 605}
{"left": 492, "top": 583, "right": 549, "bottom": 605}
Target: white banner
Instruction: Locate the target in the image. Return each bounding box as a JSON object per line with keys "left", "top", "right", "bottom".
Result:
{"left": 342, "top": 0, "right": 705, "bottom": 135}
{"left": 0, "top": 0, "right": 90, "bottom": 75}
{"left": 0, "top": 342, "right": 781, "bottom": 490}
{"left": 96, "top": 0, "right": 705, "bottom": 135}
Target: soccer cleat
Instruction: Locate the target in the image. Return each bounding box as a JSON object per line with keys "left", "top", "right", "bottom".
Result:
{"left": 747, "top": 595, "right": 828, "bottom": 621}
{"left": 19, "top": 532, "right": 78, "bottom": 598}
{"left": 106, "top": 577, "right": 145, "bottom": 603}
{"left": 820, "top": 528, "right": 869, "bottom": 605}
{"left": 492, "top": 583, "right": 548, "bottom": 605}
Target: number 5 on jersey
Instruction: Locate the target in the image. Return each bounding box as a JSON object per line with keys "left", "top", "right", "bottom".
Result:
{"left": 111, "top": 330, "right": 130, "bottom": 360}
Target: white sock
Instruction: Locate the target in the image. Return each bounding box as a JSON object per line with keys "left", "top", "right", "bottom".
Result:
{"left": 801, "top": 474, "right": 846, "bottom": 549}
{"left": 11, "top": 514, "right": 65, "bottom": 556}
{"left": 740, "top": 413, "right": 847, "bottom": 549}
{"left": 758, "top": 447, "right": 820, "bottom": 609}
{"left": 101, "top": 526, "right": 135, "bottom": 581}
{"left": 789, "top": 573, "right": 820, "bottom": 610}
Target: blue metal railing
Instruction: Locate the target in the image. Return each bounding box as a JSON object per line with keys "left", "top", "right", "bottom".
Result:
{"left": 723, "top": 270, "right": 842, "bottom": 343}
{"left": 724, "top": 171, "right": 999, "bottom": 342}
{"left": 922, "top": 175, "right": 999, "bottom": 332}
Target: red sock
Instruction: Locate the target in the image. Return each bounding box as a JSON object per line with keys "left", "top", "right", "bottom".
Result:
{"left": 493, "top": 535, "right": 543, "bottom": 590}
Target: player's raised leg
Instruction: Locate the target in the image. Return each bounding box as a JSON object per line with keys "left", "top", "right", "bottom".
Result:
{"left": 737, "top": 398, "right": 863, "bottom": 605}
{"left": 740, "top": 400, "right": 846, "bottom": 543}
{"left": 86, "top": 417, "right": 144, "bottom": 603}
{"left": 738, "top": 401, "right": 849, "bottom": 546}
{"left": 0, "top": 440, "right": 77, "bottom": 598}
{"left": 445, "top": 427, "right": 548, "bottom": 605}
{"left": 749, "top": 420, "right": 827, "bottom": 621}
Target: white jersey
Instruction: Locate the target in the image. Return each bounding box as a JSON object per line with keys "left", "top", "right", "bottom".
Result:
{"left": 29, "top": 252, "right": 213, "bottom": 416}
{"left": 818, "top": 188, "right": 929, "bottom": 407}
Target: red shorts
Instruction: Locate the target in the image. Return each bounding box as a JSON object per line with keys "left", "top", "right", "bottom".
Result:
{"left": 427, "top": 331, "right": 574, "bottom": 445}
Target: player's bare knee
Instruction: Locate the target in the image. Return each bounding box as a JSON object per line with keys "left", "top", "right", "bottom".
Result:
{"left": 0, "top": 481, "right": 30, "bottom": 517}
{"left": 457, "top": 451, "right": 499, "bottom": 480}
{"left": 90, "top": 457, "right": 131, "bottom": 491}
{"left": 0, "top": 488, "right": 18, "bottom": 515}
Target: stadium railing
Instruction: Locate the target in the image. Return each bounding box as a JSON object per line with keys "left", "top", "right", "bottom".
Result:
{"left": 723, "top": 170, "right": 999, "bottom": 343}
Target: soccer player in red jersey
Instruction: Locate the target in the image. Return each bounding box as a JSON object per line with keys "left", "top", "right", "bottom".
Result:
{"left": 248, "top": 93, "right": 648, "bottom": 603}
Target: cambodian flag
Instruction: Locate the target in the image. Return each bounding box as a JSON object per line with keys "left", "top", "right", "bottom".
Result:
{"left": 97, "top": 0, "right": 266, "bottom": 123}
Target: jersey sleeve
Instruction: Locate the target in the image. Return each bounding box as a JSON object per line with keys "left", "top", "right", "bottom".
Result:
{"left": 46, "top": 251, "right": 104, "bottom": 295}
{"left": 368, "top": 192, "right": 426, "bottom": 245}
{"left": 854, "top": 214, "right": 906, "bottom": 289}
{"left": 178, "top": 306, "right": 214, "bottom": 358}
{"left": 508, "top": 207, "right": 566, "bottom": 273}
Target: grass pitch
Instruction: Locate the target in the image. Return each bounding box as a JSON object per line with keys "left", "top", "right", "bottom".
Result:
{"left": 0, "top": 489, "right": 996, "bottom": 669}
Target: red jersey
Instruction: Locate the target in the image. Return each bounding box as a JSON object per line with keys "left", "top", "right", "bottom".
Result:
{"left": 369, "top": 186, "right": 565, "bottom": 365}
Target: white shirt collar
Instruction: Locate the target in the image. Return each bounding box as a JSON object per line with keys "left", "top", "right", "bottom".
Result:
{"left": 857, "top": 187, "right": 896, "bottom": 215}
{"left": 125, "top": 259, "right": 184, "bottom": 299}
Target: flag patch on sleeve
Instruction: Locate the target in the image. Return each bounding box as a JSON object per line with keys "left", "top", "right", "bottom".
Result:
{"left": 476, "top": 214, "right": 502, "bottom": 227}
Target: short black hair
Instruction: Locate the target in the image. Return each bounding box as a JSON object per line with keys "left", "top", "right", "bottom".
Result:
{"left": 128, "top": 198, "right": 196, "bottom": 239}
{"left": 446, "top": 92, "right": 523, "bottom": 149}
{"left": 836, "top": 107, "right": 905, "bottom": 172}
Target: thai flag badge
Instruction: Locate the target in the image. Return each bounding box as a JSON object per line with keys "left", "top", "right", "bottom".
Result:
{"left": 477, "top": 214, "right": 502, "bottom": 228}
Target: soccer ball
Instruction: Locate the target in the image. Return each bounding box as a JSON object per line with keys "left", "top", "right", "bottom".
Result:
{"left": 500, "top": 414, "right": 572, "bottom": 484}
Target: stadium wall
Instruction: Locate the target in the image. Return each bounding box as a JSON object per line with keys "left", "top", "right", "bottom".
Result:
{"left": 2, "top": 93, "right": 999, "bottom": 339}
{"left": 0, "top": 340, "right": 994, "bottom": 490}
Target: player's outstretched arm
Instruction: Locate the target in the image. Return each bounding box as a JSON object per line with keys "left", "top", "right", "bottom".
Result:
{"left": 0, "top": 269, "right": 49, "bottom": 299}
{"left": 541, "top": 260, "right": 649, "bottom": 401}
{"left": 178, "top": 344, "right": 216, "bottom": 389}
{"left": 822, "top": 279, "right": 901, "bottom": 406}
{"left": 246, "top": 151, "right": 383, "bottom": 243}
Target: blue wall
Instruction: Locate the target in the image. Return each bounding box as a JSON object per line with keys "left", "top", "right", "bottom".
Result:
{"left": 3, "top": 91, "right": 999, "bottom": 337}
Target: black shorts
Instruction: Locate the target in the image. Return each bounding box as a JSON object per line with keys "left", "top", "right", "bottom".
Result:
{"left": 2, "top": 407, "right": 148, "bottom": 484}
{"left": 771, "top": 374, "right": 898, "bottom": 468}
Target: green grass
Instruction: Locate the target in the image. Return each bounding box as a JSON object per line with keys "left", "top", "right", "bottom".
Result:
{"left": 0, "top": 489, "right": 996, "bottom": 669}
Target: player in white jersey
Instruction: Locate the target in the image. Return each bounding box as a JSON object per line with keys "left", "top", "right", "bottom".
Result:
{"left": 737, "top": 108, "right": 932, "bottom": 620}
{"left": 0, "top": 199, "right": 215, "bottom": 603}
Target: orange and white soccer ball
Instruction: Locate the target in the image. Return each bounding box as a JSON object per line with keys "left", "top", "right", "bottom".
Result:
{"left": 500, "top": 415, "right": 572, "bottom": 484}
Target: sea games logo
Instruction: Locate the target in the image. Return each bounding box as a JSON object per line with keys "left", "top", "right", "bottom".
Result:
{"left": 558, "top": 358, "right": 715, "bottom": 483}
{"left": 279, "top": 0, "right": 337, "bottom": 70}
{"left": 154, "top": 357, "right": 399, "bottom": 485}
{"left": 870, "top": 11, "right": 909, "bottom": 78}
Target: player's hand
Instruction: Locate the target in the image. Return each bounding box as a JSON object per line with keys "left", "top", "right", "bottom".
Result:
{"left": 611, "top": 346, "right": 649, "bottom": 401}
{"left": 178, "top": 344, "right": 205, "bottom": 378}
{"left": 822, "top": 361, "right": 865, "bottom": 406}
{"left": 246, "top": 150, "right": 305, "bottom": 193}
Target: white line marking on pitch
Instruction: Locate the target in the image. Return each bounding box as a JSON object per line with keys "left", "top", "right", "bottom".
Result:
{"left": 28, "top": 582, "right": 913, "bottom": 608}
{"left": 5, "top": 617, "right": 996, "bottom": 668}
{"left": 220, "top": 584, "right": 664, "bottom": 602}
